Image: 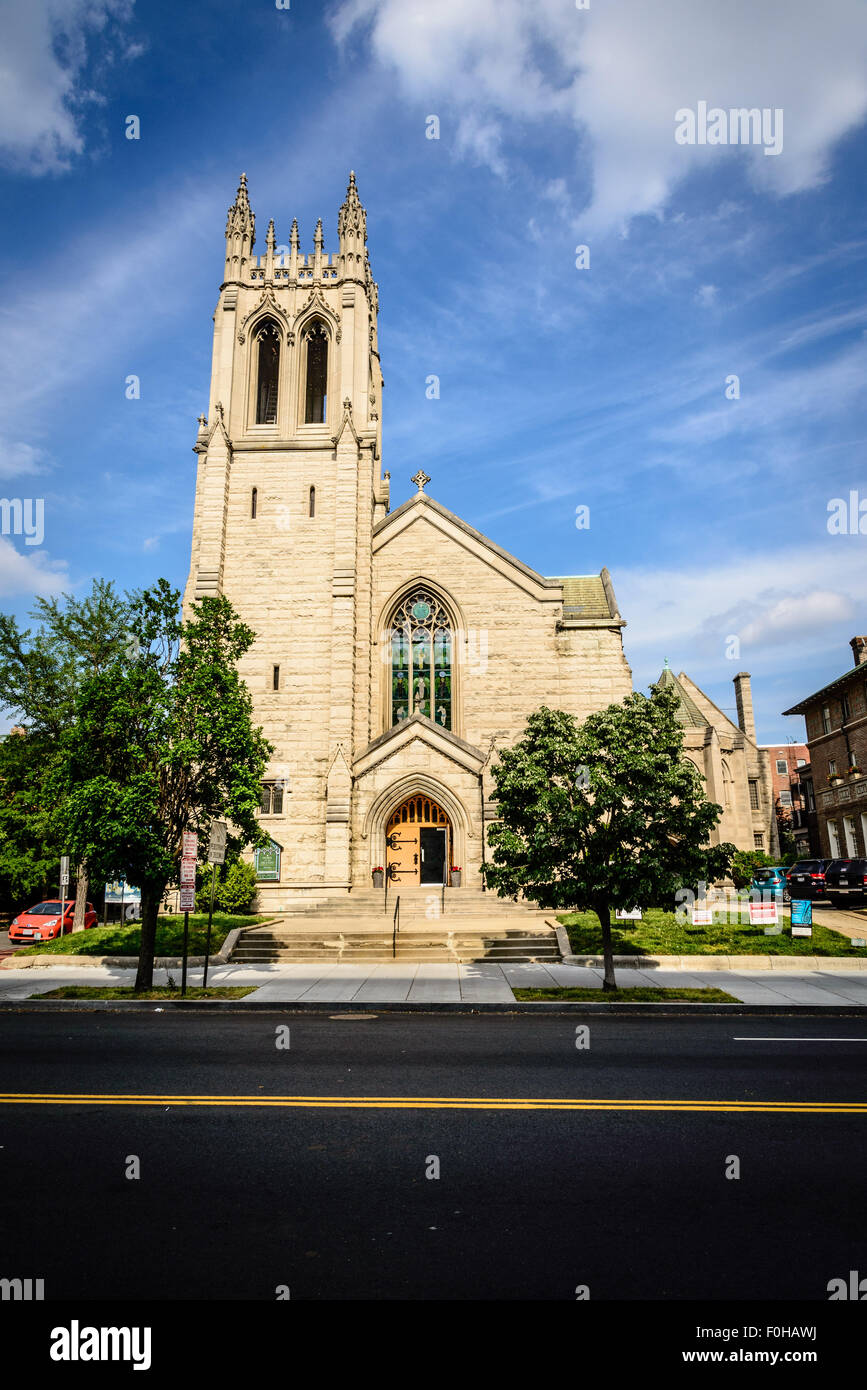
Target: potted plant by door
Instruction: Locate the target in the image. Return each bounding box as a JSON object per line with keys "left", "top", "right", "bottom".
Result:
{"left": 450, "top": 865, "right": 462, "bottom": 888}
{"left": 372, "top": 866, "right": 384, "bottom": 888}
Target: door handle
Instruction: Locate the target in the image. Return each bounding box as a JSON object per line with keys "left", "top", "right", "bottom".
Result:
{"left": 413, "top": 853, "right": 418, "bottom": 865}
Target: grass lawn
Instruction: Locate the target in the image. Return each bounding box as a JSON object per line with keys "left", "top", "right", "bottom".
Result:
{"left": 558, "top": 907, "right": 859, "bottom": 957}
{"left": 13, "top": 914, "right": 269, "bottom": 958}
{"left": 30, "top": 985, "right": 254, "bottom": 1000}
{"left": 513, "top": 986, "right": 739, "bottom": 1002}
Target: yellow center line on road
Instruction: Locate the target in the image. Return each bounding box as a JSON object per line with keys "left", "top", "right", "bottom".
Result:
{"left": 0, "top": 1092, "right": 865, "bottom": 1113}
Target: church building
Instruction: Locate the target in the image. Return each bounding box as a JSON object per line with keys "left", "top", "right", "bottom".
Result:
{"left": 183, "top": 173, "right": 635, "bottom": 910}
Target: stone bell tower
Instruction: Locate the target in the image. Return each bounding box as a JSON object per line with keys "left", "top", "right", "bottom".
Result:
{"left": 184, "top": 172, "right": 390, "bottom": 898}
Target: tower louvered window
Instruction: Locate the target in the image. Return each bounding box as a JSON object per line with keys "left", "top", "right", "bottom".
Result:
{"left": 255, "top": 319, "right": 280, "bottom": 424}
{"left": 304, "top": 322, "right": 328, "bottom": 423}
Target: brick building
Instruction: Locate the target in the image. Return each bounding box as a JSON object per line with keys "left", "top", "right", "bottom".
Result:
{"left": 782, "top": 636, "right": 867, "bottom": 860}
{"left": 760, "top": 740, "right": 814, "bottom": 856}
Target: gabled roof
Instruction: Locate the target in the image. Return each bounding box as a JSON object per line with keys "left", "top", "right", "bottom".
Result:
{"left": 654, "top": 666, "right": 709, "bottom": 728}
{"left": 353, "top": 711, "right": 485, "bottom": 779}
{"left": 374, "top": 490, "right": 621, "bottom": 619}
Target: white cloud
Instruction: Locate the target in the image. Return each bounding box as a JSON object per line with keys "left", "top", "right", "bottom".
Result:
{"left": 331, "top": 0, "right": 867, "bottom": 233}
{"left": 0, "top": 0, "right": 136, "bottom": 175}
{"left": 618, "top": 543, "right": 867, "bottom": 673}
{"left": 739, "top": 591, "right": 856, "bottom": 647}
{"left": 0, "top": 536, "right": 66, "bottom": 598}
{"left": 0, "top": 438, "right": 47, "bottom": 480}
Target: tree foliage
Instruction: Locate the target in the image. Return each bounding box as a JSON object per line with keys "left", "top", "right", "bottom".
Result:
{"left": 52, "top": 582, "right": 271, "bottom": 987}
{"left": 0, "top": 581, "right": 131, "bottom": 912}
{"left": 481, "top": 686, "right": 734, "bottom": 988}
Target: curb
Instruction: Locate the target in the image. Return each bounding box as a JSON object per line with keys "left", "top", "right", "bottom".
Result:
{"left": 0, "top": 925, "right": 250, "bottom": 972}
{"left": 2, "top": 1000, "right": 867, "bottom": 1016}
{"left": 560, "top": 953, "right": 867, "bottom": 972}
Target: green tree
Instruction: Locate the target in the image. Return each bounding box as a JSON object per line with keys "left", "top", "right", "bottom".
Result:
{"left": 53, "top": 582, "right": 271, "bottom": 989}
{"left": 481, "top": 687, "right": 735, "bottom": 989}
{"left": 0, "top": 581, "right": 131, "bottom": 917}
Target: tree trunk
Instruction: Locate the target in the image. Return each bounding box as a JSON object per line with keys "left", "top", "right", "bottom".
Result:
{"left": 135, "top": 885, "right": 161, "bottom": 991}
{"left": 596, "top": 901, "right": 618, "bottom": 991}
{"left": 72, "top": 862, "right": 88, "bottom": 932}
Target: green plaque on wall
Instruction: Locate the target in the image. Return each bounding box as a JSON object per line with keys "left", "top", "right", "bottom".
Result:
{"left": 255, "top": 841, "right": 282, "bottom": 881}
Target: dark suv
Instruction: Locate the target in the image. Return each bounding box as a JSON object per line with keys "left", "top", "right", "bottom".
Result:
{"left": 824, "top": 858, "right": 867, "bottom": 907}
{"left": 786, "top": 859, "right": 831, "bottom": 900}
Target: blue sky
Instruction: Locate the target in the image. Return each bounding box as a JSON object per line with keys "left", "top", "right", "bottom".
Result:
{"left": 1, "top": 0, "right": 866, "bottom": 742}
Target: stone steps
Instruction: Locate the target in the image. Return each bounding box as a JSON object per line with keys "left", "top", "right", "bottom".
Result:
{"left": 230, "top": 926, "right": 561, "bottom": 965}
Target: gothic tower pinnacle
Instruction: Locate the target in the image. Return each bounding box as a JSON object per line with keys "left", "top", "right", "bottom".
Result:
{"left": 224, "top": 172, "right": 256, "bottom": 283}
{"left": 337, "top": 170, "right": 367, "bottom": 280}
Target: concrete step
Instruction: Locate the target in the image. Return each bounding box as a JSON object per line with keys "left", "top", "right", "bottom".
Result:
{"left": 230, "top": 925, "right": 560, "bottom": 964}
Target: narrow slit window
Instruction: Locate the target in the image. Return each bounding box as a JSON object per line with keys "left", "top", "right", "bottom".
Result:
{"left": 309, "top": 485, "right": 316, "bottom": 518}
{"left": 272, "top": 665, "right": 280, "bottom": 691}
{"left": 251, "top": 487, "right": 258, "bottom": 519}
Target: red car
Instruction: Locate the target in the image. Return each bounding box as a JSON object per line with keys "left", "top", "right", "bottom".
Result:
{"left": 9, "top": 900, "right": 98, "bottom": 944}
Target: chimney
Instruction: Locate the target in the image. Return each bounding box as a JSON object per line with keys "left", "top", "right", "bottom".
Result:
{"left": 850, "top": 635, "right": 867, "bottom": 668}
{"left": 733, "top": 672, "right": 756, "bottom": 743}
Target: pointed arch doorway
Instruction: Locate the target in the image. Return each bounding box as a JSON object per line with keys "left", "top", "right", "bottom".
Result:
{"left": 385, "top": 795, "right": 452, "bottom": 886}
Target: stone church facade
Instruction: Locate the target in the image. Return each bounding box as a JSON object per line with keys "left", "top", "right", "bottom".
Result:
{"left": 183, "top": 173, "right": 633, "bottom": 909}
{"left": 655, "top": 665, "right": 779, "bottom": 859}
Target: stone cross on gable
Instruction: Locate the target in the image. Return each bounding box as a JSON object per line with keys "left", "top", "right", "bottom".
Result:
{"left": 411, "top": 470, "right": 431, "bottom": 492}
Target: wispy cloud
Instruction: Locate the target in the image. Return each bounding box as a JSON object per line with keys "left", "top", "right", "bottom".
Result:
{"left": 331, "top": 0, "right": 867, "bottom": 234}
{"left": 0, "top": 0, "right": 139, "bottom": 175}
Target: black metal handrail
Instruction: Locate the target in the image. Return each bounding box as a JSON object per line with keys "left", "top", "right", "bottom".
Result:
{"left": 441, "top": 879, "right": 445, "bottom": 920}
{"left": 392, "top": 896, "right": 400, "bottom": 959}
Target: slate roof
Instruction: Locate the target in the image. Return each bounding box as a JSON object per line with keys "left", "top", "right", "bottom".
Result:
{"left": 551, "top": 575, "right": 613, "bottom": 620}
{"left": 654, "top": 666, "right": 709, "bottom": 728}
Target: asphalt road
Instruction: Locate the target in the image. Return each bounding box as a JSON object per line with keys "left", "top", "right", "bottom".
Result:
{"left": 1, "top": 1010, "right": 865, "bottom": 1301}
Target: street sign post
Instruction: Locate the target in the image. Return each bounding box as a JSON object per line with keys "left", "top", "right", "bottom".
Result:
{"left": 179, "top": 831, "right": 199, "bottom": 996}
{"left": 59, "top": 855, "right": 70, "bottom": 936}
{"left": 202, "top": 822, "right": 227, "bottom": 989}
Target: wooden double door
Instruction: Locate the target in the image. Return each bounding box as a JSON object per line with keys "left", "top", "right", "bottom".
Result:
{"left": 385, "top": 796, "right": 451, "bottom": 886}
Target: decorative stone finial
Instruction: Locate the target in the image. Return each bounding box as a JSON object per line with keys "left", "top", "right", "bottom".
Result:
{"left": 411, "top": 470, "right": 431, "bottom": 492}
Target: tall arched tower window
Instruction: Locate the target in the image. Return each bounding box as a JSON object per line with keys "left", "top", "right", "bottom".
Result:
{"left": 304, "top": 322, "right": 328, "bottom": 423}
{"left": 255, "top": 319, "right": 280, "bottom": 424}
{"left": 390, "top": 588, "right": 452, "bottom": 729}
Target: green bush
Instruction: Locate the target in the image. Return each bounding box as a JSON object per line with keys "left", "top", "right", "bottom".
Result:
{"left": 196, "top": 859, "right": 258, "bottom": 913}
{"left": 730, "top": 849, "right": 778, "bottom": 890}
{"left": 217, "top": 860, "right": 258, "bottom": 912}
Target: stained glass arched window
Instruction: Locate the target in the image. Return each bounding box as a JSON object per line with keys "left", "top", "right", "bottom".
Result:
{"left": 390, "top": 589, "right": 452, "bottom": 729}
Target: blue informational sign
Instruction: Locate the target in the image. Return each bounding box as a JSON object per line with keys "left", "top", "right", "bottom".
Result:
{"left": 790, "top": 898, "right": 813, "bottom": 936}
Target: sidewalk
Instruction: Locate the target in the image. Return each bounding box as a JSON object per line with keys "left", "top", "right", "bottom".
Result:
{"left": 4, "top": 960, "right": 867, "bottom": 1005}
